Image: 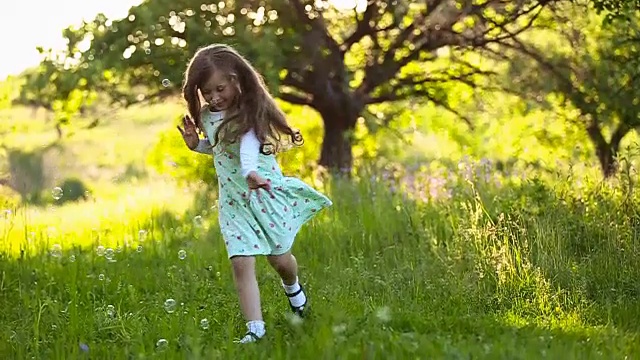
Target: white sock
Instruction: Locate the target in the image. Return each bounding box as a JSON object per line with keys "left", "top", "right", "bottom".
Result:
{"left": 236, "top": 320, "right": 266, "bottom": 344}
{"left": 283, "top": 277, "right": 306, "bottom": 308}
{"left": 247, "top": 320, "right": 266, "bottom": 336}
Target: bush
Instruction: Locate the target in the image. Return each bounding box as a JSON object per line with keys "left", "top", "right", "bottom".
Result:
{"left": 146, "top": 114, "right": 218, "bottom": 188}
{"left": 52, "top": 178, "right": 90, "bottom": 204}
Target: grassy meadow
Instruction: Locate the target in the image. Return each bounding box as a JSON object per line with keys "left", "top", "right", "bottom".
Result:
{"left": 1, "top": 94, "right": 640, "bottom": 359}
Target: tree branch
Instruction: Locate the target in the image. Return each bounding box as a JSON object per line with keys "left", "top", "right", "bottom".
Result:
{"left": 289, "top": 0, "right": 342, "bottom": 56}
{"left": 499, "top": 38, "right": 575, "bottom": 93}
{"left": 341, "top": 0, "right": 379, "bottom": 51}
{"left": 366, "top": 54, "right": 496, "bottom": 103}
{"left": 278, "top": 91, "right": 312, "bottom": 106}
{"left": 357, "top": 0, "right": 548, "bottom": 96}
{"left": 281, "top": 71, "right": 314, "bottom": 94}
{"left": 368, "top": 87, "right": 473, "bottom": 129}
{"left": 611, "top": 123, "right": 631, "bottom": 152}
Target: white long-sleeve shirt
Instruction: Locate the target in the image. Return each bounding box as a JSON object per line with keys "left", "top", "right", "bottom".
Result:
{"left": 192, "top": 129, "right": 260, "bottom": 178}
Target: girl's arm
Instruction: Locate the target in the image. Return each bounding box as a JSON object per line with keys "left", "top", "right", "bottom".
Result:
{"left": 192, "top": 139, "right": 213, "bottom": 154}
{"left": 240, "top": 129, "right": 260, "bottom": 177}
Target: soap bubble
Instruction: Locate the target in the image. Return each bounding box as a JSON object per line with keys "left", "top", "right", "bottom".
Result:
{"left": 178, "top": 249, "right": 187, "bottom": 260}
{"left": 164, "top": 298, "right": 177, "bottom": 313}
{"left": 96, "top": 246, "right": 105, "bottom": 257}
{"left": 193, "top": 215, "right": 203, "bottom": 227}
{"left": 52, "top": 187, "right": 63, "bottom": 200}
{"left": 161, "top": 79, "right": 171, "bottom": 87}
{"left": 50, "top": 244, "right": 62, "bottom": 258}
{"left": 138, "top": 230, "right": 147, "bottom": 241}
{"left": 285, "top": 312, "right": 303, "bottom": 327}
{"left": 332, "top": 323, "right": 347, "bottom": 334}
{"left": 105, "top": 248, "right": 115, "bottom": 260}
{"left": 200, "top": 318, "right": 209, "bottom": 330}
{"left": 106, "top": 305, "right": 115, "bottom": 317}
{"left": 155, "top": 338, "right": 168, "bottom": 352}
{"left": 376, "top": 306, "right": 392, "bottom": 322}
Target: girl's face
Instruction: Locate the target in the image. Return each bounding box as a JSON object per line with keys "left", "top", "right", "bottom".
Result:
{"left": 200, "top": 71, "right": 239, "bottom": 111}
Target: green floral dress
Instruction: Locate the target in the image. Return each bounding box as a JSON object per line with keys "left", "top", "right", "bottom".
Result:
{"left": 200, "top": 109, "right": 333, "bottom": 258}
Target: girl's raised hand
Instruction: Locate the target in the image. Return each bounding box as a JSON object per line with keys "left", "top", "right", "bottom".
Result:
{"left": 176, "top": 115, "right": 200, "bottom": 150}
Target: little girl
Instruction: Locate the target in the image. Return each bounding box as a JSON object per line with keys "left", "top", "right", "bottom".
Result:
{"left": 176, "top": 44, "right": 332, "bottom": 344}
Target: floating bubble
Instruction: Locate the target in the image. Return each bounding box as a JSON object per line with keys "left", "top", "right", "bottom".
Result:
{"left": 106, "top": 305, "right": 115, "bottom": 317}
{"left": 178, "top": 249, "right": 187, "bottom": 260}
{"left": 285, "top": 312, "right": 303, "bottom": 327}
{"left": 161, "top": 79, "right": 171, "bottom": 87}
{"left": 139, "top": 229, "right": 148, "bottom": 242}
{"left": 375, "top": 306, "right": 392, "bottom": 323}
{"left": 137, "top": 245, "right": 143, "bottom": 253}
{"left": 155, "top": 338, "right": 168, "bottom": 352}
{"left": 98, "top": 273, "right": 105, "bottom": 281}
{"left": 69, "top": 255, "right": 76, "bottom": 262}
{"left": 52, "top": 187, "right": 63, "bottom": 200}
{"left": 79, "top": 343, "right": 89, "bottom": 353}
{"left": 105, "top": 248, "right": 115, "bottom": 260}
{"left": 332, "top": 323, "right": 347, "bottom": 334}
{"left": 50, "top": 244, "right": 62, "bottom": 258}
{"left": 116, "top": 246, "right": 123, "bottom": 253}
{"left": 96, "top": 245, "right": 105, "bottom": 257}
{"left": 47, "top": 226, "right": 57, "bottom": 238}
{"left": 164, "top": 298, "right": 177, "bottom": 313}
{"left": 200, "top": 318, "right": 209, "bottom": 330}
{"left": 193, "top": 215, "right": 203, "bottom": 228}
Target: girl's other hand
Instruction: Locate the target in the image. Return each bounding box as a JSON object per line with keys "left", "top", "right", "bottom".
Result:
{"left": 246, "top": 171, "right": 273, "bottom": 200}
{"left": 177, "top": 115, "right": 200, "bottom": 150}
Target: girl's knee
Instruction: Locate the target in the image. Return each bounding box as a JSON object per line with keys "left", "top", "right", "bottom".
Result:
{"left": 231, "top": 256, "right": 255, "bottom": 277}
{"left": 267, "top": 252, "right": 294, "bottom": 271}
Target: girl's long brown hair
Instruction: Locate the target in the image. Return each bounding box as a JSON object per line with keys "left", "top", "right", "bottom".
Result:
{"left": 182, "top": 44, "right": 302, "bottom": 154}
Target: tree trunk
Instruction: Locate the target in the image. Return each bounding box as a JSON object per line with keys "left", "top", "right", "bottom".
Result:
{"left": 55, "top": 123, "right": 63, "bottom": 140}
{"left": 317, "top": 109, "right": 357, "bottom": 173}
{"left": 586, "top": 121, "right": 630, "bottom": 178}
{"left": 596, "top": 144, "right": 617, "bottom": 178}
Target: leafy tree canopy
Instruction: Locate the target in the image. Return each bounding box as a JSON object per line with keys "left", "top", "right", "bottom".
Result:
{"left": 20, "top": 0, "right": 552, "bottom": 170}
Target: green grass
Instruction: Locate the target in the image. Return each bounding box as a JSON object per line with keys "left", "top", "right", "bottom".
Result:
{"left": 1, "top": 100, "right": 640, "bottom": 358}
{"left": 1, "top": 166, "right": 640, "bottom": 359}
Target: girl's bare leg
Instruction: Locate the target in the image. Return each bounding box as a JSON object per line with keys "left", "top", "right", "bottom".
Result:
{"left": 230, "top": 256, "right": 265, "bottom": 342}
{"left": 267, "top": 252, "right": 308, "bottom": 316}
{"left": 267, "top": 251, "right": 298, "bottom": 285}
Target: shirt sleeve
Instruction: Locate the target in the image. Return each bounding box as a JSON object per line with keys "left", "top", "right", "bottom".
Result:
{"left": 240, "top": 128, "right": 260, "bottom": 178}
{"left": 192, "top": 139, "right": 212, "bottom": 155}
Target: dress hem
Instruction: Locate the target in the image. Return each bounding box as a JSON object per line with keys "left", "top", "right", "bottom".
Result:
{"left": 224, "top": 201, "right": 331, "bottom": 259}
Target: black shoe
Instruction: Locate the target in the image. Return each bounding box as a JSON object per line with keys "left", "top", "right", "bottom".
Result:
{"left": 286, "top": 283, "right": 308, "bottom": 318}
{"left": 234, "top": 331, "right": 262, "bottom": 344}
